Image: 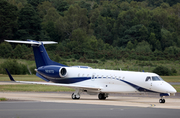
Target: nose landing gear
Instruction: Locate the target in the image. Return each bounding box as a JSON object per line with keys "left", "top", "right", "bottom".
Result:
{"left": 159, "top": 93, "right": 169, "bottom": 103}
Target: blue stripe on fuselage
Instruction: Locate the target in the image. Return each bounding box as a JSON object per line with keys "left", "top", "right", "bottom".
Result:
{"left": 49, "top": 77, "right": 91, "bottom": 84}
{"left": 47, "top": 76, "right": 157, "bottom": 93}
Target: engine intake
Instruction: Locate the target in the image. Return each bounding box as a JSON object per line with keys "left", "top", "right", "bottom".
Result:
{"left": 59, "top": 67, "right": 67, "bottom": 77}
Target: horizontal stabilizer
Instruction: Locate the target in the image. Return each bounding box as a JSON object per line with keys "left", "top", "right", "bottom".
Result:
{"left": 4, "top": 40, "right": 57, "bottom": 45}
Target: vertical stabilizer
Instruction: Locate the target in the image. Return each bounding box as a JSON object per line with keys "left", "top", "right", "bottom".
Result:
{"left": 32, "top": 43, "right": 66, "bottom": 68}
{"left": 5, "top": 40, "right": 67, "bottom": 68}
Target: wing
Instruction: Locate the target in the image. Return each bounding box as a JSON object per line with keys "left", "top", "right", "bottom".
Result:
{"left": 5, "top": 69, "right": 101, "bottom": 90}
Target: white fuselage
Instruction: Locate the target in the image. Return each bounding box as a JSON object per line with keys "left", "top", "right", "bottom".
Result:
{"left": 52, "top": 67, "right": 176, "bottom": 94}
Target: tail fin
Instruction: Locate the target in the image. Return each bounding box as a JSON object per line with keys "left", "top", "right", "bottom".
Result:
{"left": 5, "top": 40, "right": 67, "bottom": 68}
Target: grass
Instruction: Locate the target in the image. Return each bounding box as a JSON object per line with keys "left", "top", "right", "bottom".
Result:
{"left": 172, "top": 85, "right": 180, "bottom": 93}
{"left": 0, "top": 75, "right": 42, "bottom": 81}
{"left": 161, "top": 76, "right": 180, "bottom": 82}
{"left": 0, "top": 84, "right": 74, "bottom": 92}
{"left": 0, "top": 98, "right": 7, "bottom": 101}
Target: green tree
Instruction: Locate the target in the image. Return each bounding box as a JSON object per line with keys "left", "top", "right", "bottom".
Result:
{"left": 136, "top": 40, "right": 152, "bottom": 53}
{"left": 13, "top": 44, "right": 23, "bottom": 58}
{"left": 126, "top": 41, "right": 134, "bottom": 50}
{"left": 164, "top": 46, "right": 180, "bottom": 55}
{"left": 0, "top": 42, "right": 13, "bottom": 58}
{"left": 153, "top": 7, "right": 169, "bottom": 28}
{"left": 161, "top": 28, "right": 173, "bottom": 50}
{"left": 78, "top": 1, "right": 91, "bottom": 11}
{"left": 6, "top": 0, "right": 27, "bottom": 10}
{"left": 27, "top": 0, "right": 45, "bottom": 10}
{"left": 51, "top": 0, "right": 69, "bottom": 16}
{"left": 55, "top": 4, "right": 88, "bottom": 39}
{"left": 149, "top": 32, "right": 157, "bottom": 51}
{"left": 0, "top": 59, "right": 28, "bottom": 74}
{"left": 148, "top": 21, "right": 162, "bottom": 41}
{"left": 15, "top": 4, "right": 41, "bottom": 40}
{"left": 43, "top": 7, "right": 60, "bottom": 22}
{"left": 120, "top": 1, "right": 130, "bottom": 11}
{"left": 37, "top": 1, "right": 53, "bottom": 18}
{"left": 0, "top": 0, "right": 18, "bottom": 42}
{"left": 153, "top": 65, "right": 171, "bottom": 76}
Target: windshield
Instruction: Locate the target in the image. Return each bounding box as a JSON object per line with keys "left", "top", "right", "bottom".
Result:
{"left": 152, "top": 76, "right": 164, "bottom": 81}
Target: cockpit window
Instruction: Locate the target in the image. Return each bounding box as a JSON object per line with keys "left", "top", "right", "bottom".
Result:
{"left": 145, "top": 76, "right": 151, "bottom": 81}
{"left": 152, "top": 76, "right": 163, "bottom": 81}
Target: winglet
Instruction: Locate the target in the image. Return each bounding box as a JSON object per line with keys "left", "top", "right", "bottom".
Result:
{"left": 5, "top": 69, "right": 15, "bottom": 81}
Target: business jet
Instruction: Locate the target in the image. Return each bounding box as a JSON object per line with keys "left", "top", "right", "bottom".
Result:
{"left": 5, "top": 40, "right": 177, "bottom": 103}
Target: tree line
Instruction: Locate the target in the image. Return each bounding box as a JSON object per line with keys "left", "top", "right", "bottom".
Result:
{"left": 0, "top": 0, "right": 180, "bottom": 61}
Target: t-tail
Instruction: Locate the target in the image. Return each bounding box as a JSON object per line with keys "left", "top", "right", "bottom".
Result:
{"left": 5, "top": 40, "right": 67, "bottom": 81}
{"left": 5, "top": 40, "right": 66, "bottom": 68}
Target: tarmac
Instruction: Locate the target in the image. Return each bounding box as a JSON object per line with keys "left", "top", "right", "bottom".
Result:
{"left": 0, "top": 92, "right": 180, "bottom": 109}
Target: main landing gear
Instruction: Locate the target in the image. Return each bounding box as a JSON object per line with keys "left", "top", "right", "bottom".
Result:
{"left": 159, "top": 98, "right": 165, "bottom": 103}
{"left": 72, "top": 93, "right": 80, "bottom": 99}
{"left": 98, "top": 93, "right": 108, "bottom": 100}
{"left": 72, "top": 88, "right": 81, "bottom": 100}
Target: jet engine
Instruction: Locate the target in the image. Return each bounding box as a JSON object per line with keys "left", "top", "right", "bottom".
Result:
{"left": 59, "top": 67, "right": 67, "bottom": 77}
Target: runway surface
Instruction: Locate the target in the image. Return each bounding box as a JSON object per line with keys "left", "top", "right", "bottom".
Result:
{"left": 0, "top": 92, "right": 180, "bottom": 109}
{"left": 0, "top": 101, "right": 180, "bottom": 118}
{"left": 0, "top": 92, "right": 180, "bottom": 118}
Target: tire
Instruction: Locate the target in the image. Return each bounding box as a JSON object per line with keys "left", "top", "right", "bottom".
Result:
{"left": 98, "top": 93, "right": 106, "bottom": 100}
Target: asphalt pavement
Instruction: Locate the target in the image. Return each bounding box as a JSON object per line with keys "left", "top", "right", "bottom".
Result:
{"left": 0, "top": 101, "right": 180, "bottom": 118}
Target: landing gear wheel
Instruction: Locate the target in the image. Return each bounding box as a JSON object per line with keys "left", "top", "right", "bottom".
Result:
{"left": 162, "top": 99, "right": 165, "bottom": 103}
{"left": 159, "top": 99, "right": 165, "bottom": 103}
{"left": 98, "top": 93, "right": 106, "bottom": 100}
{"left": 72, "top": 93, "right": 80, "bottom": 100}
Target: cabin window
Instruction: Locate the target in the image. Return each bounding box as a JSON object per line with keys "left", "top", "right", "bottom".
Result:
{"left": 145, "top": 76, "right": 151, "bottom": 81}
{"left": 92, "top": 75, "right": 95, "bottom": 79}
{"left": 108, "top": 76, "right": 110, "bottom": 79}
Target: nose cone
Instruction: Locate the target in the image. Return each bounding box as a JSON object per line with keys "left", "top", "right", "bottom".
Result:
{"left": 164, "top": 82, "right": 177, "bottom": 93}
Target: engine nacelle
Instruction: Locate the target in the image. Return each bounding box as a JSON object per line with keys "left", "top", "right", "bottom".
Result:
{"left": 59, "top": 67, "right": 67, "bottom": 77}
{"left": 37, "top": 66, "right": 67, "bottom": 78}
